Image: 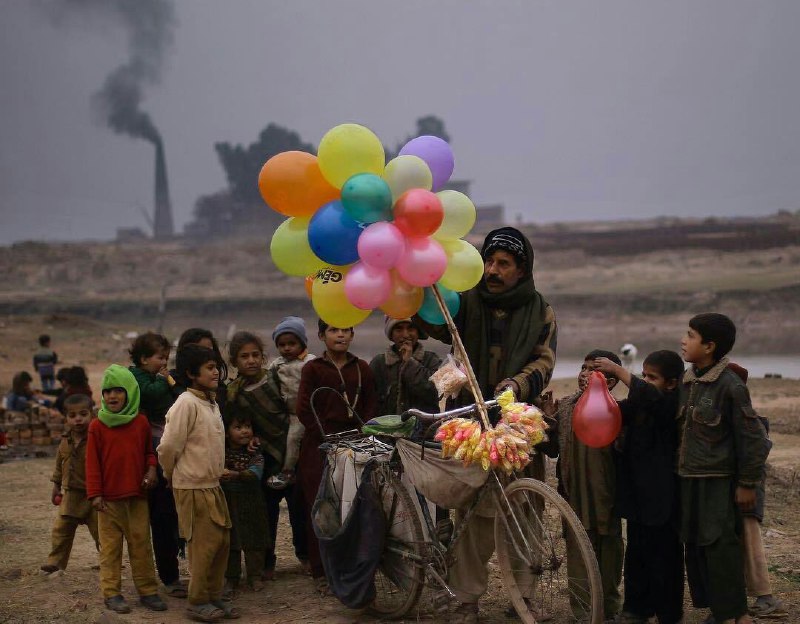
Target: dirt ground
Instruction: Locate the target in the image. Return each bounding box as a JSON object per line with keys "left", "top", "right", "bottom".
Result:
{"left": 1, "top": 316, "right": 799, "bottom": 623}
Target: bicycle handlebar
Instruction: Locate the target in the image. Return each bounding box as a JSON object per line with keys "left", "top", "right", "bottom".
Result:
{"left": 400, "top": 399, "right": 499, "bottom": 424}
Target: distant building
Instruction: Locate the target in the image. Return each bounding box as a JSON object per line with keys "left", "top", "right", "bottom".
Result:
{"left": 116, "top": 227, "right": 149, "bottom": 243}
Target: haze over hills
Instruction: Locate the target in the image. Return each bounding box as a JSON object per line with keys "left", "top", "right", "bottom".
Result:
{"left": 2, "top": 213, "right": 798, "bottom": 357}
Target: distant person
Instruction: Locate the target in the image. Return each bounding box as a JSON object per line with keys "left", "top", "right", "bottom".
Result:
{"left": 40, "top": 394, "right": 99, "bottom": 575}
{"left": 266, "top": 317, "right": 314, "bottom": 576}
{"left": 127, "top": 332, "right": 185, "bottom": 597}
{"left": 369, "top": 316, "right": 441, "bottom": 416}
{"left": 158, "top": 345, "right": 237, "bottom": 621}
{"left": 6, "top": 371, "right": 52, "bottom": 411}
{"left": 594, "top": 351, "right": 686, "bottom": 624}
{"left": 678, "top": 313, "right": 770, "bottom": 624}
{"left": 86, "top": 364, "right": 166, "bottom": 614}
{"left": 33, "top": 334, "right": 58, "bottom": 391}
{"left": 296, "top": 320, "right": 377, "bottom": 592}
{"left": 54, "top": 366, "right": 93, "bottom": 414}
{"left": 726, "top": 362, "right": 786, "bottom": 619}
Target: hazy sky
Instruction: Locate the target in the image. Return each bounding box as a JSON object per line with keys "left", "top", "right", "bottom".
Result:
{"left": 1, "top": 1, "right": 799, "bottom": 244}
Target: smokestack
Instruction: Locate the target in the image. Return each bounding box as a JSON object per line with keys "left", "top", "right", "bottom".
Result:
{"left": 153, "top": 138, "right": 174, "bottom": 239}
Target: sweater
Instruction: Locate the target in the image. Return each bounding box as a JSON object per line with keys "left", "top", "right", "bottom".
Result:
{"left": 157, "top": 389, "right": 225, "bottom": 489}
{"left": 85, "top": 414, "right": 157, "bottom": 501}
{"left": 129, "top": 365, "right": 180, "bottom": 426}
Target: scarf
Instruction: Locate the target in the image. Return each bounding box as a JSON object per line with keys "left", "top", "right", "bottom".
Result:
{"left": 461, "top": 278, "right": 549, "bottom": 397}
{"left": 97, "top": 364, "right": 141, "bottom": 427}
{"left": 225, "top": 369, "right": 288, "bottom": 477}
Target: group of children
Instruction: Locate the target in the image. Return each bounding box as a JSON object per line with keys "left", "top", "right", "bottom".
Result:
{"left": 541, "top": 313, "right": 779, "bottom": 624}
{"left": 23, "top": 311, "right": 783, "bottom": 623}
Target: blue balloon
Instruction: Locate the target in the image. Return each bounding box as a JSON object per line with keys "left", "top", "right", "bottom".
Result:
{"left": 308, "top": 201, "right": 363, "bottom": 265}
{"left": 418, "top": 284, "right": 461, "bottom": 324}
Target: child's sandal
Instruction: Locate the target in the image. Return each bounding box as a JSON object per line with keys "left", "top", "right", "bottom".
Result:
{"left": 211, "top": 600, "right": 241, "bottom": 620}
{"left": 186, "top": 602, "right": 224, "bottom": 622}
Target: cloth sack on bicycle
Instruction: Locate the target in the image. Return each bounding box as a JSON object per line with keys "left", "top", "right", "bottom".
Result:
{"left": 396, "top": 438, "right": 489, "bottom": 510}
{"left": 312, "top": 459, "right": 386, "bottom": 609}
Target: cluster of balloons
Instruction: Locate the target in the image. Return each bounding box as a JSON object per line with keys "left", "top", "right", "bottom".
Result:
{"left": 261, "top": 123, "right": 485, "bottom": 328}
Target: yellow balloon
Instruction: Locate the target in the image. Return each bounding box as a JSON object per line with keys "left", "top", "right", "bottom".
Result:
{"left": 439, "top": 239, "right": 484, "bottom": 292}
{"left": 318, "top": 123, "right": 385, "bottom": 189}
{"left": 270, "top": 217, "right": 324, "bottom": 277}
{"left": 433, "top": 191, "right": 476, "bottom": 241}
{"left": 311, "top": 266, "right": 371, "bottom": 327}
{"left": 383, "top": 155, "right": 432, "bottom": 201}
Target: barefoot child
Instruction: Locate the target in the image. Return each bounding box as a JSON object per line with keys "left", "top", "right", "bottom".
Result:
{"left": 678, "top": 313, "right": 771, "bottom": 624}
{"left": 221, "top": 411, "right": 271, "bottom": 594}
{"left": 41, "top": 394, "right": 99, "bottom": 574}
{"left": 86, "top": 365, "right": 166, "bottom": 614}
{"left": 158, "top": 345, "right": 236, "bottom": 622}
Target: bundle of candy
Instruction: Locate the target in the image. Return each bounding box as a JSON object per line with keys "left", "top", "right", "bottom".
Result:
{"left": 433, "top": 390, "right": 548, "bottom": 474}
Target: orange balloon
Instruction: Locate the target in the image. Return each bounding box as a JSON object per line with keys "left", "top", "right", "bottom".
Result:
{"left": 258, "top": 151, "right": 340, "bottom": 217}
{"left": 304, "top": 275, "right": 314, "bottom": 299}
{"left": 380, "top": 270, "right": 424, "bottom": 319}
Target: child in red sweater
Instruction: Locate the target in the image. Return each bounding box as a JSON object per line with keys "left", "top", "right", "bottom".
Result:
{"left": 86, "top": 364, "right": 167, "bottom": 614}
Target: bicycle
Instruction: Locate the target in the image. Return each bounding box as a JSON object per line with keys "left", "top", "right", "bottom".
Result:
{"left": 361, "top": 400, "right": 605, "bottom": 623}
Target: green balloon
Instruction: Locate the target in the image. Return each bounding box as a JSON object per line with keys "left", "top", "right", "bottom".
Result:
{"left": 341, "top": 173, "right": 393, "bottom": 223}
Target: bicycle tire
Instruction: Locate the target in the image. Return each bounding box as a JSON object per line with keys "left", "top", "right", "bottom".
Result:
{"left": 368, "top": 466, "right": 426, "bottom": 619}
{"left": 494, "top": 477, "right": 604, "bottom": 624}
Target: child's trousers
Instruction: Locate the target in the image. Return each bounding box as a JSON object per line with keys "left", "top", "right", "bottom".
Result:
{"left": 566, "top": 526, "right": 624, "bottom": 620}
{"left": 174, "top": 487, "right": 231, "bottom": 605}
{"left": 742, "top": 516, "right": 771, "bottom": 597}
{"left": 97, "top": 497, "right": 159, "bottom": 599}
{"left": 623, "top": 520, "right": 684, "bottom": 624}
{"left": 47, "top": 491, "right": 99, "bottom": 570}
{"left": 263, "top": 482, "right": 307, "bottom": 570}
{"left": 226, "top": 548, "right": 265, "bottom": 585}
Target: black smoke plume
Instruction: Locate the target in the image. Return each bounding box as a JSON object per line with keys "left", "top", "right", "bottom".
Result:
{"left": 42, "top": 0, "right": 175, "bottom": 144}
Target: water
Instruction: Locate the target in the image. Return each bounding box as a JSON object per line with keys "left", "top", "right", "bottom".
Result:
{"left": 552, "top": 354, "right": 800, "bottom": 380}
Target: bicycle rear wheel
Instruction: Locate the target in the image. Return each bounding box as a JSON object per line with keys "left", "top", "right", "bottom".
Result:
{"left": 494, "top": 477, "right": 604, "bottom": 623}
{"left": 368, "top": 465, "right": 426, "bottom": 619}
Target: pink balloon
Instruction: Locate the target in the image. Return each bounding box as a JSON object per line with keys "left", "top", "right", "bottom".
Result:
{"left": 344, "top": 262, "right": 392, "bottom": 309}
{"left": 357, "top": 221, "right": 405, "bottom": 270}
{"left": 396, "top": 237, "right": 447, "bottom": 287}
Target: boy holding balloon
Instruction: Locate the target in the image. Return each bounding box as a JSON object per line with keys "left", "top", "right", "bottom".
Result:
{"left": 674, "top": 313, "right": 770, "bottom": 624}
{"left": 547, "top": 350, "right": 625, "bottom": 622}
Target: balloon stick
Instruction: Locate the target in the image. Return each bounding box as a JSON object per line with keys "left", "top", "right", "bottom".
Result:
{"left": 431, "top": 283, "right": 491, "bottom": 429}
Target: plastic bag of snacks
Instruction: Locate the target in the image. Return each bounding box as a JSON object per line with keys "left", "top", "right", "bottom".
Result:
{"left": 429, "top": 354, "right": 468, "bottom": 399}
{"left": 433, "top": 389, "right": 549, "bottom": 474}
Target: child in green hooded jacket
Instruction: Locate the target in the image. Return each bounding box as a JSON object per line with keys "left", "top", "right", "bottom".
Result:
{"left": 85, "top": 364, "right": 166, "bottom": 614}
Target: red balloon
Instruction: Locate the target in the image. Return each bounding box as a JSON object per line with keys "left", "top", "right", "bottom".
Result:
{"left": 572, "top": 371, "right": 622, "bottom": 448}
{"left": 393, "top": 189, "right": 444, "bottom": 237}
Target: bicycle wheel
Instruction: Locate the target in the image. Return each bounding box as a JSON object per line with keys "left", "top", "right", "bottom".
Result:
{"left": 368, "top": 465, "right": 426, "bottom": 619}
{"left": 494, "top": 477, "right": 604, "bottom": 624}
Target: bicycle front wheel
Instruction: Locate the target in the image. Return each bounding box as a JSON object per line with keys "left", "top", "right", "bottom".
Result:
{"left": 368, "top": 465, "right": 425, "bottom": 619}
{"left": 494, "top": 477, "right": 604, "bottom": 624}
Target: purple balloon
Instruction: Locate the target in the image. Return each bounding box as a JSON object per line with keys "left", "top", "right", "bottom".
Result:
{"left": 399, "top": 136, "right": 454, "bottom": 191}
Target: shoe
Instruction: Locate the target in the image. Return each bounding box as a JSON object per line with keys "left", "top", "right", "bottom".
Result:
{"left": 615, "top": 611, "right": 649, "bottom": 624}
{"left": 451, "top": 601, "right": 479, "bottom": 624}
{"left": 140, "top": 593, "right": 168, "bottom": 611}
{"left": 186, "top": 602, "right": 224, "bottom": 622}
{"left": 104, "top": 595, "right": 131, "bottom": 614}
{"left": 222, "top": 581, "right": 238, "bottom": 600}
{"left": 750, "top": 595, "right": 788, "bottom": 618}
{"left": 164, "top": 581, "right": 188, "bottom": 598}
{"left": 211, "top": 600, "right": 241, "bottom": 620}
{"left": 39, "top": 564, "right": 60, "bottom": 575}
{"left": 246, "top": 579, "right": 265, "bottom": 592}
{"left": 504, "top": 600, "right": 553, "bottom": 621}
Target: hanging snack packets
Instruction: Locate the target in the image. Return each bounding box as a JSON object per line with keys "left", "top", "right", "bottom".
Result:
{"left": 433, "top": 389, "right": 548, "bottom": 474}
